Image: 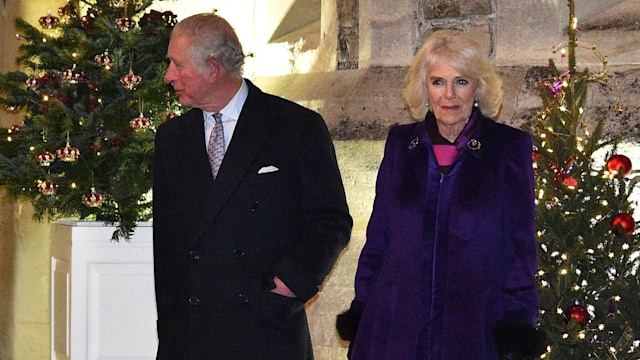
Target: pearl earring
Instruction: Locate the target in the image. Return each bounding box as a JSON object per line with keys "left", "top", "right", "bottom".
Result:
{"left": 473, "top": 99, "right": 479, "bottom": 107}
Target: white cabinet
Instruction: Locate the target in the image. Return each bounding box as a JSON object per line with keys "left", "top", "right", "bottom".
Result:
{"left": 50, "top": 221, "right": 158, "bottom": 360}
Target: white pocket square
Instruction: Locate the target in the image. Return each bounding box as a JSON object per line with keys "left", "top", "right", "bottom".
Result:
{"left": 258, "top": 165, "right": 279, "bottom": 174}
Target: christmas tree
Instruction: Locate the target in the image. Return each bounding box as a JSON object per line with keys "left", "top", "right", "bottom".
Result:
{"left": 528, "top": 0, "right": 640, "bottom": 358}
{"left": 0, "top": 0, "right": 181, "bottom": 240}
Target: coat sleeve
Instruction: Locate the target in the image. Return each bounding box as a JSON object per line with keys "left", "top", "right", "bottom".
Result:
{"left": 500, "top": 131, "right": 539, "bottom": 324}
{"left": 152, "top": 120, "right": 176, "bottom": 315}
{"left": 353, "top": 128, "right": 398, "bottom": 306}
{"left": 494, "top": 131, "right": 547, "bottom": 360}
{"left": 336, "top": 127, "right": 397, "bottom": 344}
{"left": 272, "top": 112, "right": 353, "bottom": 302}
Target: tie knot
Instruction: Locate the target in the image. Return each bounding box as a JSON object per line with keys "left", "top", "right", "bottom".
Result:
{"left": 213, "top": 112, "right": 222, "bottom": 123}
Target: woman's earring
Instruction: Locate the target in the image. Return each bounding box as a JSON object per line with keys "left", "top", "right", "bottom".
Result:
{"left": 473, "top": 99, "right": 479, "bottom": 107}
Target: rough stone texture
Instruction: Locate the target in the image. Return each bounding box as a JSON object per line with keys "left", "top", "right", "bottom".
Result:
{"left": 337, "top": 0, "right": 359, "bottom": 69}
{"left": 306, "top": 140, "right": 383, "bottom": 360}
{"left": 358, "top": 0, "right": 416, "bottom": 67}
{"left": 255, "top": 64, "right": 640, "bottom": 141}
{"left": 423, "top": 0, "right": 492, "bottom": 19}
{"left": 256, "top": 67, "right": 412, "bottom": 140}
{"left": 580, "top": 0, "right": 640, "bottom": 31}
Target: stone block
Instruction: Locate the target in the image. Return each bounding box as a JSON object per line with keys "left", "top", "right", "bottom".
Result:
{"left": 423, "top": 0, "right": 492, "bottom": 19}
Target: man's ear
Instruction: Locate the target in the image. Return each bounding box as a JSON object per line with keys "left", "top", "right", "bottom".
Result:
{"left": 205, "top": 57, "right": 220, "bottom": 81}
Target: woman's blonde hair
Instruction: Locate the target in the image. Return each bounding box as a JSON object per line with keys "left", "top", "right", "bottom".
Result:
{"left": 403, "top": 29, "right": 503, "bottom": 120}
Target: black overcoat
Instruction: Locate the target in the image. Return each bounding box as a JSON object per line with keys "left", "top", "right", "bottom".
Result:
{"left": 153, "top": 80, "right": 352, "bottom": 359}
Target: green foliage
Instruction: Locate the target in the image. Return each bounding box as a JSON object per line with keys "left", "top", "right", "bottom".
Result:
{"left": 524, "top": 1, "right": 640, "bottom": 358}
{"left": 0, "top": 0, "right": 182, "bottom": 240}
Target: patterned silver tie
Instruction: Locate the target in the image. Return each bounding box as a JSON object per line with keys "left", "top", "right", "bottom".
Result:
{"left": 207, "top": 113, "right": 224, "bottom": 178}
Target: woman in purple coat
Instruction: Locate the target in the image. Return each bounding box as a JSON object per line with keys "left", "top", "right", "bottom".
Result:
{"left": 337, "top": 29, "right": 546, "bottom": 359}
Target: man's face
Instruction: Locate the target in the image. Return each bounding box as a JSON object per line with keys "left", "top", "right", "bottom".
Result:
{"left": 164, "top": 35, "right": 210, "bottom": 108}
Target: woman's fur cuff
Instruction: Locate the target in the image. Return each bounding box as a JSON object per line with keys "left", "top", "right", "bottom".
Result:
{"left": 336, "top": 307, "right": 363, "bottom": 341}
{"left": 494, "top": 321, "right": 547, "bottom": 360}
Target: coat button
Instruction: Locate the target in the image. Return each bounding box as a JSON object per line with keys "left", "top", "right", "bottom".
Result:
{"left": 238, "top": 293, "right": 249, "bottom": 304}
{"left": 189, "top": 296, "right": 200, "bottom": 306}
{"left": 189, "top": 250, "right": 200, "bottom": 261}
{"left": 250, "top": 201, "right": 260, "bottom": 211}
{"left": 233, "top": 249, "right": 245, "bottom": 258}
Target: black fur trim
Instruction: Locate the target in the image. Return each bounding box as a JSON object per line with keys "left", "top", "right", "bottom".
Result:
{"left": 336, "top": 307, "right": 362, "bottom": 341}
{"left": 494, "top": 321, "right": 547, "bottom": 360}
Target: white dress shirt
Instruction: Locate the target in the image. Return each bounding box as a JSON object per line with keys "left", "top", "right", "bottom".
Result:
{"left": 203, "top": 79, "right": 249, "bottom": 152}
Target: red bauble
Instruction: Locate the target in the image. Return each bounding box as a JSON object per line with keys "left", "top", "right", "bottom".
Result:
{"left": 607, "top": 154, "right": 632, "bottom": 177}
{"left": 532, "top": 150, "right": 540, "bottom": 163}
{"left": 81, "top": 15, "right": 94, "bottom": 29}
{"left": 612, "top": 212, "right": 636, "bottom": 235}
{"left": 565, "top": 304, "right": 589, "bottom": 326}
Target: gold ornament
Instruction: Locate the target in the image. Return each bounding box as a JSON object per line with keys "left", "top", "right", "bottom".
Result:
{"left": 36, "top": 151, "right": 55, "bottom": 166}
{"left": 120, "top": 69, "right": 142, "bottom": 90}
{"left": 37, "top": 180, "right": 57, "bottom": 195}
{"left": 82, "top": 187, "right": 106, "bottom": 208}
{"left": 57, "top": 133, "right": 80, "bottom": 162}
{"left": 129, "top": 113, "right": 153, "bottom": 132}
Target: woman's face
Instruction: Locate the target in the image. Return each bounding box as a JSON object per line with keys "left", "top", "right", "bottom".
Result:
{"left": 426, "top": 60, "right": 478, "bottom": 128}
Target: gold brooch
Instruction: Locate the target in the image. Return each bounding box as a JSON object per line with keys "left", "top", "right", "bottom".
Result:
{"left": 467, "top": 139, "right": 481, "bottom": 150}
{"left": 408, "top": 137, "right": 420, "bottom": 149}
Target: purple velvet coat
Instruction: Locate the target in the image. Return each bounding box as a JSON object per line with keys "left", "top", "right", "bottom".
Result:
{"left": 349, "top": 112, "right": 539, "bottom": 359}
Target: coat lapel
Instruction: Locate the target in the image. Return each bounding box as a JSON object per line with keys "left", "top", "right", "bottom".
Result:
{"left": 461, "top": 116, "right": 493, "bottom": 162}
{"left": 403, "top": 122, "right": 432, "bottom": 208}
{"left": 194, "top": 81, "right": 273, "bottom": 242}
{"left": 182, "top": 110, "right": 214, "bottom": 181}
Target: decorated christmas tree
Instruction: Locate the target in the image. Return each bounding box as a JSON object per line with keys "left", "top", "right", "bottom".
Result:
{"left": 0, "top": 0, "right": 181, "bottom": 240}
{"left": 528, "top": 0, "right": 640, "bottom": 358}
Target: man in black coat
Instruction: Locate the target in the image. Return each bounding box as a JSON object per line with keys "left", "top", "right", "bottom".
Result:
{"left": 153, "top": 13, "right": 352, "bottom": 360}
